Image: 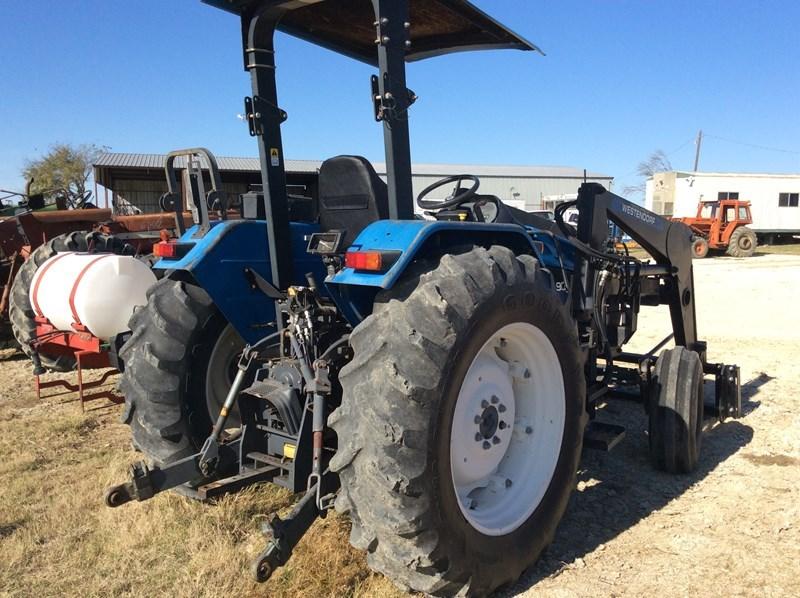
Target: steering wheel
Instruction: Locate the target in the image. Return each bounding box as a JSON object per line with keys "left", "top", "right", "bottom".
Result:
{"left": 416, "top": 175, "right": 480, "bottom": 210}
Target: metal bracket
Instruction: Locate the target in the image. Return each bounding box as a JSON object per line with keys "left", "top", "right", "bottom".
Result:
{"left": 307, "top": 360, "right": 331, "bottom": 394}
{"left": 370, "top": 73, "right": 417, "bottom": 122}
{"left": 198, "top": 436, "right": 220, "bottom": 477}
{"left": 244, "top": 267, "right": 286, "bottom": 300}
{"left": 244, "top": 95, "right": 288, "bottom": 137}
{"left": 104, "top": 461, "right": 154, "bottom": 507}
{"left": 714, "top": 363, "right": 741, "bottom": 421}
{"left": 307, "top": 471, "right": 336, "bottom": 514}
{"left": 370, "top": 74, "right": 383, "bottom": 121}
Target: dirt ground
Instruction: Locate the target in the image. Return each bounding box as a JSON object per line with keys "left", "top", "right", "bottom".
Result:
{"left": 1, "top": 252, "right": 799, "bottom": 597}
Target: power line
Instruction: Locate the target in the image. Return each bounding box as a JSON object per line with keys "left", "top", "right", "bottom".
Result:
{"left": 704, "top": 133, "right": 800, "bottom": 156}
{"left": 665, "top": 137, "right": 696, "bottom": 157}
{"left": 620, "top": 136, "right": 696, "bottom": 178}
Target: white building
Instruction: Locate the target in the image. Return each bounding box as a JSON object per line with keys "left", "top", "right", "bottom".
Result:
{"left": 645, "top": 171, "right": 800, "bottom": 240}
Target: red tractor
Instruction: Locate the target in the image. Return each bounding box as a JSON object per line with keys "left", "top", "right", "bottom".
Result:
{"left": 673, "top": 199, "right": 757, "bottom": 258}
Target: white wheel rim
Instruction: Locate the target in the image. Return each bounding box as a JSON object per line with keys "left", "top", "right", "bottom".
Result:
{"left": 206, "top": 323, "right": 245, "bottom": 430}
{"left": 449, "top": 321, "right": 566, "bottom": 536}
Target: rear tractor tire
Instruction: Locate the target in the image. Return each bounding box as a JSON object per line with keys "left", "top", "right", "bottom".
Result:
{"left": 691, "top": 237, "right": 709, "bottom": 259}
{"left": 648, "top": 346, "right": 704, "bottom": 474}
{"left": 119, "top": 278, "right": 246, "bottom": 465}
{"left": 330, "top": 245, "right": 586, "bottom": 596}
{"left": 9, "top": 230, "right": 133, "bottom": 372}
{"left": 726, "top": 226, "right": 757, "bottom": 258}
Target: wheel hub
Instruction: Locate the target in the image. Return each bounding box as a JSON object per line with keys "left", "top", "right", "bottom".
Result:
{"left": 451, "top": 353, "right": 516, "bottom": 488}
{"left": 477, "top": 403, "right": 499, "bottom": 439}
{"left": 449, "top": 322, "right": 566, "bottom": 536}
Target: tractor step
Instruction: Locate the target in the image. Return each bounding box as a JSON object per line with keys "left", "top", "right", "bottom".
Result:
{"left": 583, "top": 421, "right": 626, "bottom": 452}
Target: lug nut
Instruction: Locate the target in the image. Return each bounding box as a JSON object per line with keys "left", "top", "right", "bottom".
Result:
{"left": 474, "top": 415, "right": 482, "bottom": 424}
{"left": 525, "top": 426, "right": 533, "bottom": 434}
{"left": 498, "top": 404, "right": 507, "bottom": 413}
{"left": 491, "top": 395, "right": 499, "bottom": 405}
{"left": 481, "top": 399, "right": 489, "bottom": 409}
{"left": 499, "top": 421, "right": 507, "bottom": 430}
{"left": 492, "top": 436, "right": 501, "bottom": 445}
{"left": 475, "top": 433, "right": 482, "bottom": 442}
{"left": 482, "top": 441, "right": 491, "bottom": 450}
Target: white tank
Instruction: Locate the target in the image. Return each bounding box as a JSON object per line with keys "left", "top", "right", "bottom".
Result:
{"left": 29, "top": 252, "right": 157, "bottom": 341}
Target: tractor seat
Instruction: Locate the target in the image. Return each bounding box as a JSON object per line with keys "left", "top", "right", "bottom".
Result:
{"left": 318, "top": 155, "right": 389, "bottom": 249}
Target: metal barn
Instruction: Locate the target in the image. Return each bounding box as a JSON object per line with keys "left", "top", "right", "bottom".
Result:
{"left": 93, "top": 152, "right": 613, "bottom": 215}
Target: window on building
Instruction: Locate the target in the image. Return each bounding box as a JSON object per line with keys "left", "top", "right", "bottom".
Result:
{"left": 718, "top": 191, "right": 739, "bottom": 200}
{"left": 778, "top": 192, "right": 799, "bottom": 207}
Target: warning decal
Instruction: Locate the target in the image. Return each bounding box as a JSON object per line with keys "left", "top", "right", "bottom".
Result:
{"left": 270, "top": 148, "right": 280, "bottom": 167}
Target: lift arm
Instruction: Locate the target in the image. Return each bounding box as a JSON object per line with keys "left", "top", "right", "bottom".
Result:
{"left": 572, "top": 182, "right": 699, "bottom": 352}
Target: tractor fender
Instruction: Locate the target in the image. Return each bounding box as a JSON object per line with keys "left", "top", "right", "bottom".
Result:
{"left": 154, "top": 220, "right": 324, "bottom": 344}
{"left": 326, "top": 219, "right": 543, "bottom": 324}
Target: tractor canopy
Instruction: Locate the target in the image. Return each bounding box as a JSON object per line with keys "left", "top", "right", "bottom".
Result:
{"left": 202, "top": 0, "right": 541, "bottom": 63}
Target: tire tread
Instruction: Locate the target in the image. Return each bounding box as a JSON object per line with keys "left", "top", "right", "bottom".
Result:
{"left": 331, "top": 246, "right": 584, "bottom": 596}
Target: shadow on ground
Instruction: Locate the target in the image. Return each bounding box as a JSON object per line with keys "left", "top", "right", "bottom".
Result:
{"left": 739, "top": 372, "right": 772, "bottom": 415}
{"left": 503, "top": 376, "right": 765, "bottom": 596}
{"left": 0, "top": 348, "right": 26, "bottom": 363}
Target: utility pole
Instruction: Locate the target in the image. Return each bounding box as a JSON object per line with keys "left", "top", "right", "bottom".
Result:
{"left": 693, "top": 129, "right": 703, "bottom": 172}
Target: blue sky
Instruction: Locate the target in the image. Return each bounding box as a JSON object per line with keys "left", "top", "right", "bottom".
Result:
{"left": 1, "top": 0, "right": 798, "bottom": 201}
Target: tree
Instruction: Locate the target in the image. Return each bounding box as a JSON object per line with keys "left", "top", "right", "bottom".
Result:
{"left": 622, "top": 150, "right": 673, "bottom": 197}
{"left": 22, "top": 143, "right": 105, "bottom": 208}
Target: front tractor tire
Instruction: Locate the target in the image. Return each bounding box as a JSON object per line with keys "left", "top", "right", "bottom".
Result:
{"left": 726, "top": 226, "right": 757, "bottom": 258}
{"left": 330, "top": 246, "right": 586, "bottom": 596}
{"left": 648, "top": 346, "right": 704, "bottom": 474}
{"left": 119, "top": 278, "right": 245, "bottom": 465}
{"left": 691, "top": 236, "right": 709, "bottom": 259}
{"left": 9, "top": 231, "right": 133, "bottom": 372}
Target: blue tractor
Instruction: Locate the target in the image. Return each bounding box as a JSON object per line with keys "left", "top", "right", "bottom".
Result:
{"left": 109, "top": 1, "right": 742, "bottom": 595}
{"left": 117, "top": 148, "right": 324, "bottom": 464}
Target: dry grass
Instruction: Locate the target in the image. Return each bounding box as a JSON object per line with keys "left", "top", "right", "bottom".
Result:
{"left": 756, "top": 241, "right": 800, "bottom": 255}
{"left": 0, "top": 365, "right": 403, "bottom": 598}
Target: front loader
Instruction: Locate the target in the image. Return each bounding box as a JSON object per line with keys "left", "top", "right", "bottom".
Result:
{"left": 107, "top": 1, "right": 742, "bottom": 595}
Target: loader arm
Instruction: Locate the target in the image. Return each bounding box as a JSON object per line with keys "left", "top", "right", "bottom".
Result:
{"left": 572, "top": 182, "right": 699, "bottom": 352}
